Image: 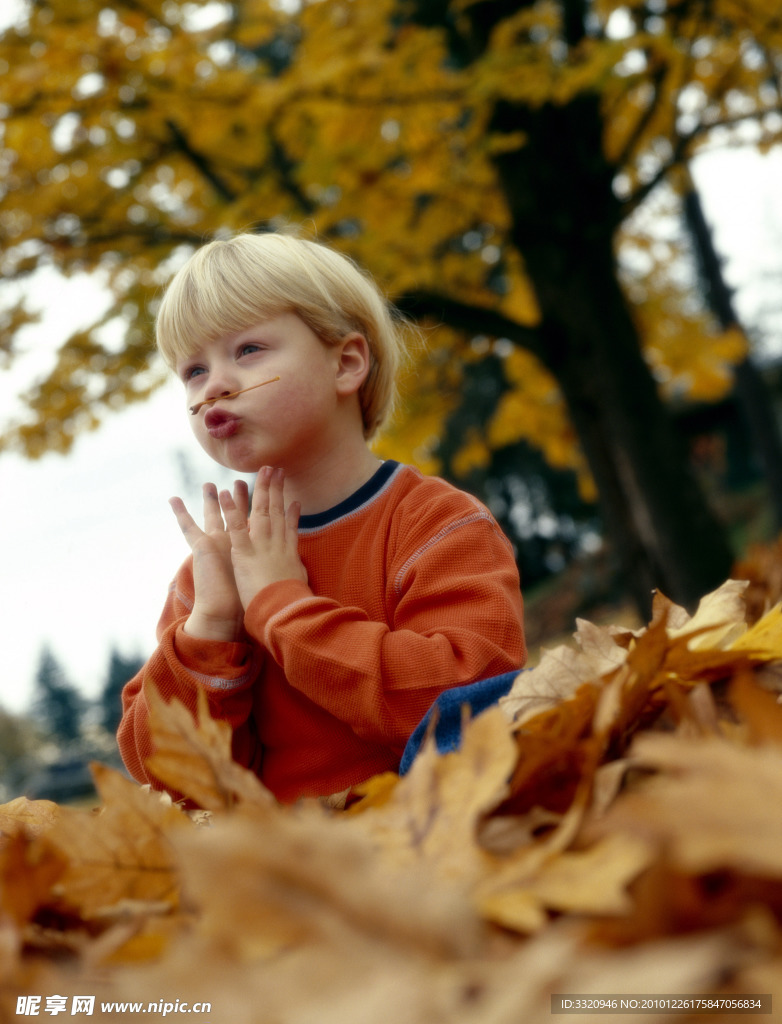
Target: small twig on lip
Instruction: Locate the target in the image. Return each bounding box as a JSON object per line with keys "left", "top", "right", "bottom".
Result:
{"left": 189, "top": 375, "right": 281, "bottom": 415}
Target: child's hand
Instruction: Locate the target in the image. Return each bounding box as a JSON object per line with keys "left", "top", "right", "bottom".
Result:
{"left": 219, "top": 466, "right": 308, "bottom": 608}
{"left": 169, "top": 482, "right": 248, "bottom": 641}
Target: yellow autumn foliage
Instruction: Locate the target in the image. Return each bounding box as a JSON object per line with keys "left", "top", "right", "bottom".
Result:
{"left": 0, "top": 0, "right": 775, "bottom": 482}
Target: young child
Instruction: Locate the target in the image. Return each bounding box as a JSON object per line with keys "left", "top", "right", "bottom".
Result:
{"left": 118, "top": 231, "right": 526, "bottom": 804}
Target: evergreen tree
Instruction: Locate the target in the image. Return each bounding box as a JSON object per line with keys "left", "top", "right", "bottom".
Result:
{"left": 100, "top": 648, "right": 144, "bottom": 734}
{"left": 33, "top": 646, "right": 84, "bottom": 745}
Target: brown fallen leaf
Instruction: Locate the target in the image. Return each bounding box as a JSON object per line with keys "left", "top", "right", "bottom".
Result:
{"left": 727, "top": 667, "right": 782, "bottom": 746}
{"left": 501, "top": 683, "right": 601, "bottom": 815}
{"left": 501, "top": 613, "right": 671, "bottom": 818}
{"left": 500, "top": 646, "right": 602, "bottom": 728}
{"left": 173, "top": 800, "right": 485, "bottom": 962}
{"left": 477, "top": 831, "right": 654, "bottom": 933}
{"left": 144, "top": 683, "right": 273, "bottom": 810}
{"left": 590, "top": 614, "right": 670, "bottom": 739}
{"left": 0, "top": 832, "right": 65, "bottom": 928}
{"left": 47, "top": 763, "right": 188, "bottom": 918}
{"left": 17, "top": 916, "right": 767, "bottom": 1024}
{"left": 500, "top": 608, "right": 646, "bottom": 731}
{"left": 599, "top": 731, "right": 782, "bottom": 878}
{"left": 666, "top": 579, "right": 749, "bottom": 650}
{"left": 0, "top": 796, "right": 60, "bottom": 840}
{"left": 573, "top": 616, "right": 634, "bottom": 671}
{"left": 354, "top": 706, "right": 517, "bottom": 884}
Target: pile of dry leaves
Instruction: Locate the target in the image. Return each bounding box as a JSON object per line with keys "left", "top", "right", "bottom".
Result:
{"left": 3, "top": 577, "right": 782, "bottom": 1022}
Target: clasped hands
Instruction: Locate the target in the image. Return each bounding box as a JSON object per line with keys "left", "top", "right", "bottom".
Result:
{"left": 169, "top": 466, "right": 308, "bottom": 642}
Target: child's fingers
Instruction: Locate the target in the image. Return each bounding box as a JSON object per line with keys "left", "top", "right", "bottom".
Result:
{"left": 202, "top": 483, "right": 225, "bottom": 533}
{"left": 250, "top": 466, "right": 274, "bottom": 523}
{"left": 268, "top": 468, "right": 286, "bottom": 522}
{"left": 254, "top": 468, "right": 288, "bottom": 546}
{"left": 168, "top": 496, "right": 204, "bottom": 548}
{"left": 233, "top": 479, "right": 250, "bottom": 520}
{"left": 218, "top": 488, "right": 253, "bottom": 549}
{"left": 251, "top": 466, "right": 271, "bottom": 508}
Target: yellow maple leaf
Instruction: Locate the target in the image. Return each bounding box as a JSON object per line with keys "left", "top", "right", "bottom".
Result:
{"left": 730, "top": 603, "right": 782, "bottom": 660}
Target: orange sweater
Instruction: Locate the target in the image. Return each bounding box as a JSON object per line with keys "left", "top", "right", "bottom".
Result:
{"left": 118, "top": 461, "right": 525, "bottom": 802}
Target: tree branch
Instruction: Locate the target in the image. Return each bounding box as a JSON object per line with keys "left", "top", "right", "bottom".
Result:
{"left": 266, "top": 128, "right": 317, "bottom": 216}
{"left": 394, "top": 289, "right": 545, "bottom": 360}
{"left": 622, "top": 103, "right": 782, "bottom": 215}
{"left": 165, "top": 119, "right": 238, "bottom": 203}
{"left": 611, "top": 65, "right": 668, "bottom": 173}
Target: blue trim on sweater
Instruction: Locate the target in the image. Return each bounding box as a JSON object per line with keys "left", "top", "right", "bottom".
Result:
{"left": 297, "top": 460, "right": 401, "bottom": 530}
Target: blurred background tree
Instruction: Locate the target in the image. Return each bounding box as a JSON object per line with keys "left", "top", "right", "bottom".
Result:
{"left": 2, "top": 0, "right": 781, "bottom": 616}
{"left": 99, "top": 647, "right": 144, "bottom": 733}
{"left": 4, "top": 644, "right": 141, "bottom": 801}
{"left": 32, "top": 645, "right": 84, "bottom": 744}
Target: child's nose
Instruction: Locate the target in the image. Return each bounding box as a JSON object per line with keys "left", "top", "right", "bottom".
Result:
{"left": 204, "top": 367, "right": 239, "bottom": 402}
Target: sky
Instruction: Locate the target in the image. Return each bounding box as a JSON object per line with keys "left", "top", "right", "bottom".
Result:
{"left": 2, "top": 146, "right": 782, "bottom": 717}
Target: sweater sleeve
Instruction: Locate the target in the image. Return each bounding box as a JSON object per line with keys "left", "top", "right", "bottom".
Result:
{"left": 117, "top": 557, "right": 262, "bottom": 790}
{"left": 243, "top": 496, "right": 525, "bottom": 749}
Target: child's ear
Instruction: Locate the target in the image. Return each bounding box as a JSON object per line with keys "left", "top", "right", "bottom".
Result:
{"left": 335, "top": 333, "right": 371, "bottom": 396}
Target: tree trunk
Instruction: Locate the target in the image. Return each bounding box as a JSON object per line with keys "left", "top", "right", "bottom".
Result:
{"left": 406, "top": 0, "right": 735, "bottom": 615}
{"left": 546, "top": 298, "right": 733, "bottom": 616}
{"left": 490, "top": 95, "right": 734, "bottom": 614}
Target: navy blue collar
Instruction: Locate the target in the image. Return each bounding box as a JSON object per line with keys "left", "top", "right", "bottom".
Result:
{"left": 298, "top": 460, "right": 401, "bottom": 531}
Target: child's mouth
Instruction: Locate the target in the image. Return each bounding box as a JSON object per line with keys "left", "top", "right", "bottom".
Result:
{"left": 205, "top": 409, "right": 241, "bottom": 439}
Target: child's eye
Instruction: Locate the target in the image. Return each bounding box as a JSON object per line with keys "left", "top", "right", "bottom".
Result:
{"left": 183, "top": 364, "right": 206, "bottom": 381}
{"left": 239, "top": 343, "right": 262, "bottom": 357}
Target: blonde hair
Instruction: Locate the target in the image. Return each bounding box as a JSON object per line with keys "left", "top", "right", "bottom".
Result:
{"left": 156, "top": 232, "right": 408, "bottom": 438}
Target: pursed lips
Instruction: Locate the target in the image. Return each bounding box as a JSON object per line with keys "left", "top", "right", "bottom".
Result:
{"left": 204, "top": 407, "right": 241, "bottom": 438}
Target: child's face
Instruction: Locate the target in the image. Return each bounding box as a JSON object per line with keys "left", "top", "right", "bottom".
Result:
{"left": 177, "top": 312, "right": 349, "bottom": 473}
